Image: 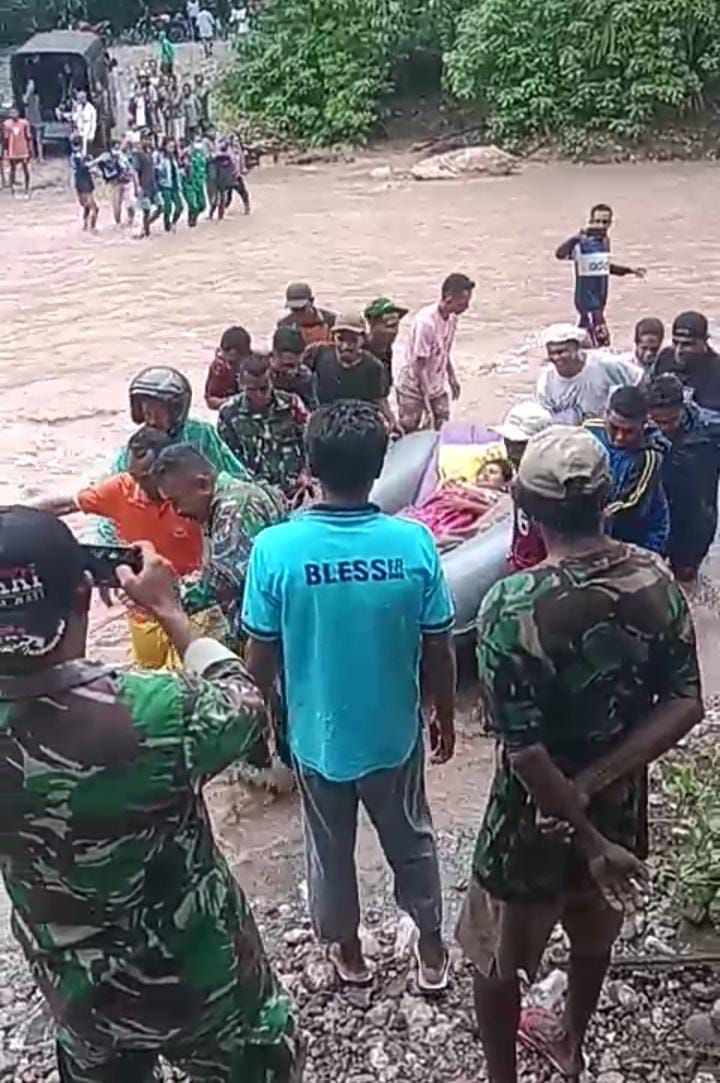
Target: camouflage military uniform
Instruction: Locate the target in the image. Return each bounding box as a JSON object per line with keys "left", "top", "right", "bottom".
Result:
{"left": 0, "top": 650, "right": 301, "bottom": 1082}
{"left": 183, "top": 473, "right": 285, "bottom": 638}
{"left": 472, "top": 543, "right": 700, "bottom": 903}
{"left": 217, "top": 392, "right": 309, "bottom": 500}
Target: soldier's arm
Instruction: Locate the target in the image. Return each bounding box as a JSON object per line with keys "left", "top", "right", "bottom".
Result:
{"left": 117, "top": 552, "right": 265, "bottom": 781}
{"left": 179, "top": 644, "right": 267, "bottom": 782}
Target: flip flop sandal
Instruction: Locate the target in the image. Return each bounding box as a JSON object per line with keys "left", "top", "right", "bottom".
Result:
{"left": 414, "top": 944, "right": 451, "bottom": 994}
{"left": 328, "top": 943, "right": 373, "bottom": 987}
{"left": 518, "top": 1007, "right": 581, "bottom": 1079}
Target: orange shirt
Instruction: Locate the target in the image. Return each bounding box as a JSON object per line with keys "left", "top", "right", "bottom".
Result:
{"left": 3, "top": 118, "right": 31, "bottom": 161}
{"left": 76, "top": 474, "right": 202, "bottom": 576}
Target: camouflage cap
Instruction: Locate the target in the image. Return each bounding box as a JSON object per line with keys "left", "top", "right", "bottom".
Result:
{"left": 518, "top": 425, "right": 610, "bottom": 501}
{"left": 364, "top": 298, "right": 409, "bottom": 322}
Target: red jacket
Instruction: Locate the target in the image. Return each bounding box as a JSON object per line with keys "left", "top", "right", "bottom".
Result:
{"left": 205, "top": 351, "right": 238, "bottom": 406}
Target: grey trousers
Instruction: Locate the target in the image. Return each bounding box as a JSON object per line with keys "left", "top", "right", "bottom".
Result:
{"left": 296, "top": 738, "right": 442, "bottom": 942}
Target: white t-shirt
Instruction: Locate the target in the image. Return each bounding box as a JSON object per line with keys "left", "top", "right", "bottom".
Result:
{"left": 187, "top": 0, "right": 200, "bottom": 19}
{"left": 230, "top": 6, "right": 249, "bottom": 32}
{"left": 196, "top": 9, "right": 215, "bottom": 37}
{"left": 536, "top": 352, "right": 643, "bottom": 424}
{"left": 395, "top": 303, "right": 459, "bottom": 398}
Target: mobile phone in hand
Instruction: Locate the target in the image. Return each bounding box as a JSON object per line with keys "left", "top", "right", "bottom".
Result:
{"left": 80, "top": 544, "right": 143, "bottom": 589}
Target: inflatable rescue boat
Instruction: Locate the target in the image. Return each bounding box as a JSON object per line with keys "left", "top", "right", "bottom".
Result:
{"left": 370, "top": 428, "right": 512, "bottom": 634}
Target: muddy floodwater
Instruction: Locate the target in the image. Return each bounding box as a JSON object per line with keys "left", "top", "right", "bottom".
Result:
{"left": 2, "top": 152, "right": 720, "bottom": 906}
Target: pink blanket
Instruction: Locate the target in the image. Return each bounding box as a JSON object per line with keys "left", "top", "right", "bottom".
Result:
{"left": 400, "top": 483, "right": 502, "bottom": 543}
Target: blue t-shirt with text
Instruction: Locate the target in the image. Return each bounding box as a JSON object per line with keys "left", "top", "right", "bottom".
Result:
{"left": 242, "top": 505, "right": 454, "bottom": 781}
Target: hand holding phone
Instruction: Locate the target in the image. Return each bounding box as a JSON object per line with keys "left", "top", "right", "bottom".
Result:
{"left": 81, "top": 544, "right": 143, "bottom": 589}
{"left": 114, "top": 543, "right": 180, "bottom": 618}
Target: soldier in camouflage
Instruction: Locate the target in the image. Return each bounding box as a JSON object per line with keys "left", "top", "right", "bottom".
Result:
{"left": 153, "top": 445, "right": 285, "bottom": 642}
{"left": 0, "top": 508, "right": 302, "bottom": 1082}
{"left": 217, "top": 353, "right": 310, "bottom": 503}
{"left": 457, "top": 427, "right": 703, "bottom": 1083}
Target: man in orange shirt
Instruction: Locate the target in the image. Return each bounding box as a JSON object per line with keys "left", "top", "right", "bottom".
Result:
{"left": 35, "top": 426, "right": 210, "bottom": 669}
{"left": 3, "top": 106, "right": 33, "bottom": 197}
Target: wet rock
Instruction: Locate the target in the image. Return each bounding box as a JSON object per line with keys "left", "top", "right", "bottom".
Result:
{"left": 685, "top": 1012, "right": 720, "bottom": 1045}
{"left": 607, "top": 981, "right": 639, "bottom": 1010}
{"left": 368, "top": 1043, "right": 391, "bottom": 1072}
{"left": 366, "top": 1001, "right": 392, "bottom": 1029}
{"left": 597, "top": 1050, "right": 620, "bottom": 1072}
{"left": 411, "top": 145, "right": 520, "bottom": 181}
{"left": 597, "top": 1073, "right": 625, "bottom": 1083}
{"left": 303, "top": 960, "right": 336, "bottom": 993}
{"left": 643, "top": 935, "right": 676, "bottom": 957}
{"left": 426, "top": 1021, "right": 454, "bottom": 1043}
{"left": 283, "top": 927, "right": 312, "bottom": 947}
{"left": 344, "top": 985, "right": 372, "bottom": 1011}
{"left": 399, "top": 994, "right": 435, "bottom": 1035}
{"left": 0, "top": 1053, "right": 18, "bottom": 1078}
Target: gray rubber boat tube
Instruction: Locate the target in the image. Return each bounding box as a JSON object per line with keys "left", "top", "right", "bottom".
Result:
{"left": 371, "top": 431, "right": 439, "bottom": 514}
{"left": 371, "top": 432, "right": 511, "bottom": 634}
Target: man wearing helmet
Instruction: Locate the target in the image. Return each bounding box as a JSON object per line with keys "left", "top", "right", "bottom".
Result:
{"left": 107, "top": 366, "right": 251, "bottom": 481}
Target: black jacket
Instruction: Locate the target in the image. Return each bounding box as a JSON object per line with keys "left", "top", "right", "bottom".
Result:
{"left": 653, "top": 347, "right": 720, "bottom": 411}
{"left": 662, "top": 402, "right": 720, "bottom": 566}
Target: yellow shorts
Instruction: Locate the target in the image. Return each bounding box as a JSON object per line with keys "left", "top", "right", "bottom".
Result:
{"left": 129, "top": 608, "right": 229, "bottom": 670}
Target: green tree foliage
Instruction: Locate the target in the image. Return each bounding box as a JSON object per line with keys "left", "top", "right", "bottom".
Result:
{"left": 444, "top": 0, "right": 720, "bottom": 149}
{"left": 220, "top": 0, "right": 412, "bottom": 144}
{"left": 220, "top": 0, "right": 472, "bottom": 144}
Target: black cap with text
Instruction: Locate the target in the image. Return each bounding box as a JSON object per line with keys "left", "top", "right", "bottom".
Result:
{"left": 0, "top": 507, "right": 85, "bottom": 658}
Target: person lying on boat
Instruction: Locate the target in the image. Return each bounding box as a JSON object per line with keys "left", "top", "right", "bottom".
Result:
{"left": 400, "top": 454, "right": 513, "bottom": 551}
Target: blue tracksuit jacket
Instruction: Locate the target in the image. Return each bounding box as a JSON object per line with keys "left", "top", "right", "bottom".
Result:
{"left": 584, "top": 421, "right": 670, "bottom": 554}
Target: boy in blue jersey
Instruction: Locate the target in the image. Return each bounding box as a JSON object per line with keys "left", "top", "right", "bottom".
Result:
{"left": 556, "top": 203, "right": 646, "bottom": 346}
{"left": 243, "top": 400, "right": 456, "bottom": 993}
{"left": 584, "top": 385, "right": 669, "bottom": 554}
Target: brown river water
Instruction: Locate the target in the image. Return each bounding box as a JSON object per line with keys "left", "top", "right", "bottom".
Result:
{"left": 1, "top": 152, "right": 720, "bottom": 903}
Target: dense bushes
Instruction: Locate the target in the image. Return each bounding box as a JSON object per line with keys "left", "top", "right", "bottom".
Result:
{"left": 445, "top": 0, "right": 720, "bottom": 150}
{"left": 219, "top": 0, "right": 469, "bottom": 145}
{"left": 220, "top": 0, "right": 720, "bottom": 149}
{"left": 219, "top": 0, "right": 409, "bottom": 145}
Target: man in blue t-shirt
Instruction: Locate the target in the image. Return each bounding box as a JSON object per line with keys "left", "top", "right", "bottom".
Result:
{"left": 555, "top": 202, "right": 645, "bottom": 347}
{"left": 243, "top": 400, "right": 456, "bottom": 992}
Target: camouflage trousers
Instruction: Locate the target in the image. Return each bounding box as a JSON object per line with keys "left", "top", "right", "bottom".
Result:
{"left": 57, "top": 1026, "right": 304, "bottom": 1083}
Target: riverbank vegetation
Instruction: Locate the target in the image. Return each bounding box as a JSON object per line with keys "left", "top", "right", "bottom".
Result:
{"left": 220, "top": 0, "right": 720, "bottom": 152}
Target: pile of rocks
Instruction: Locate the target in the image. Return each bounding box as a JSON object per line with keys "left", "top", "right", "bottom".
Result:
{"left": 0, "top": 723, "right": 717, "bottom": 1081}
{"left": 0, "top": 878, "right": 717, "bottom": 1082}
